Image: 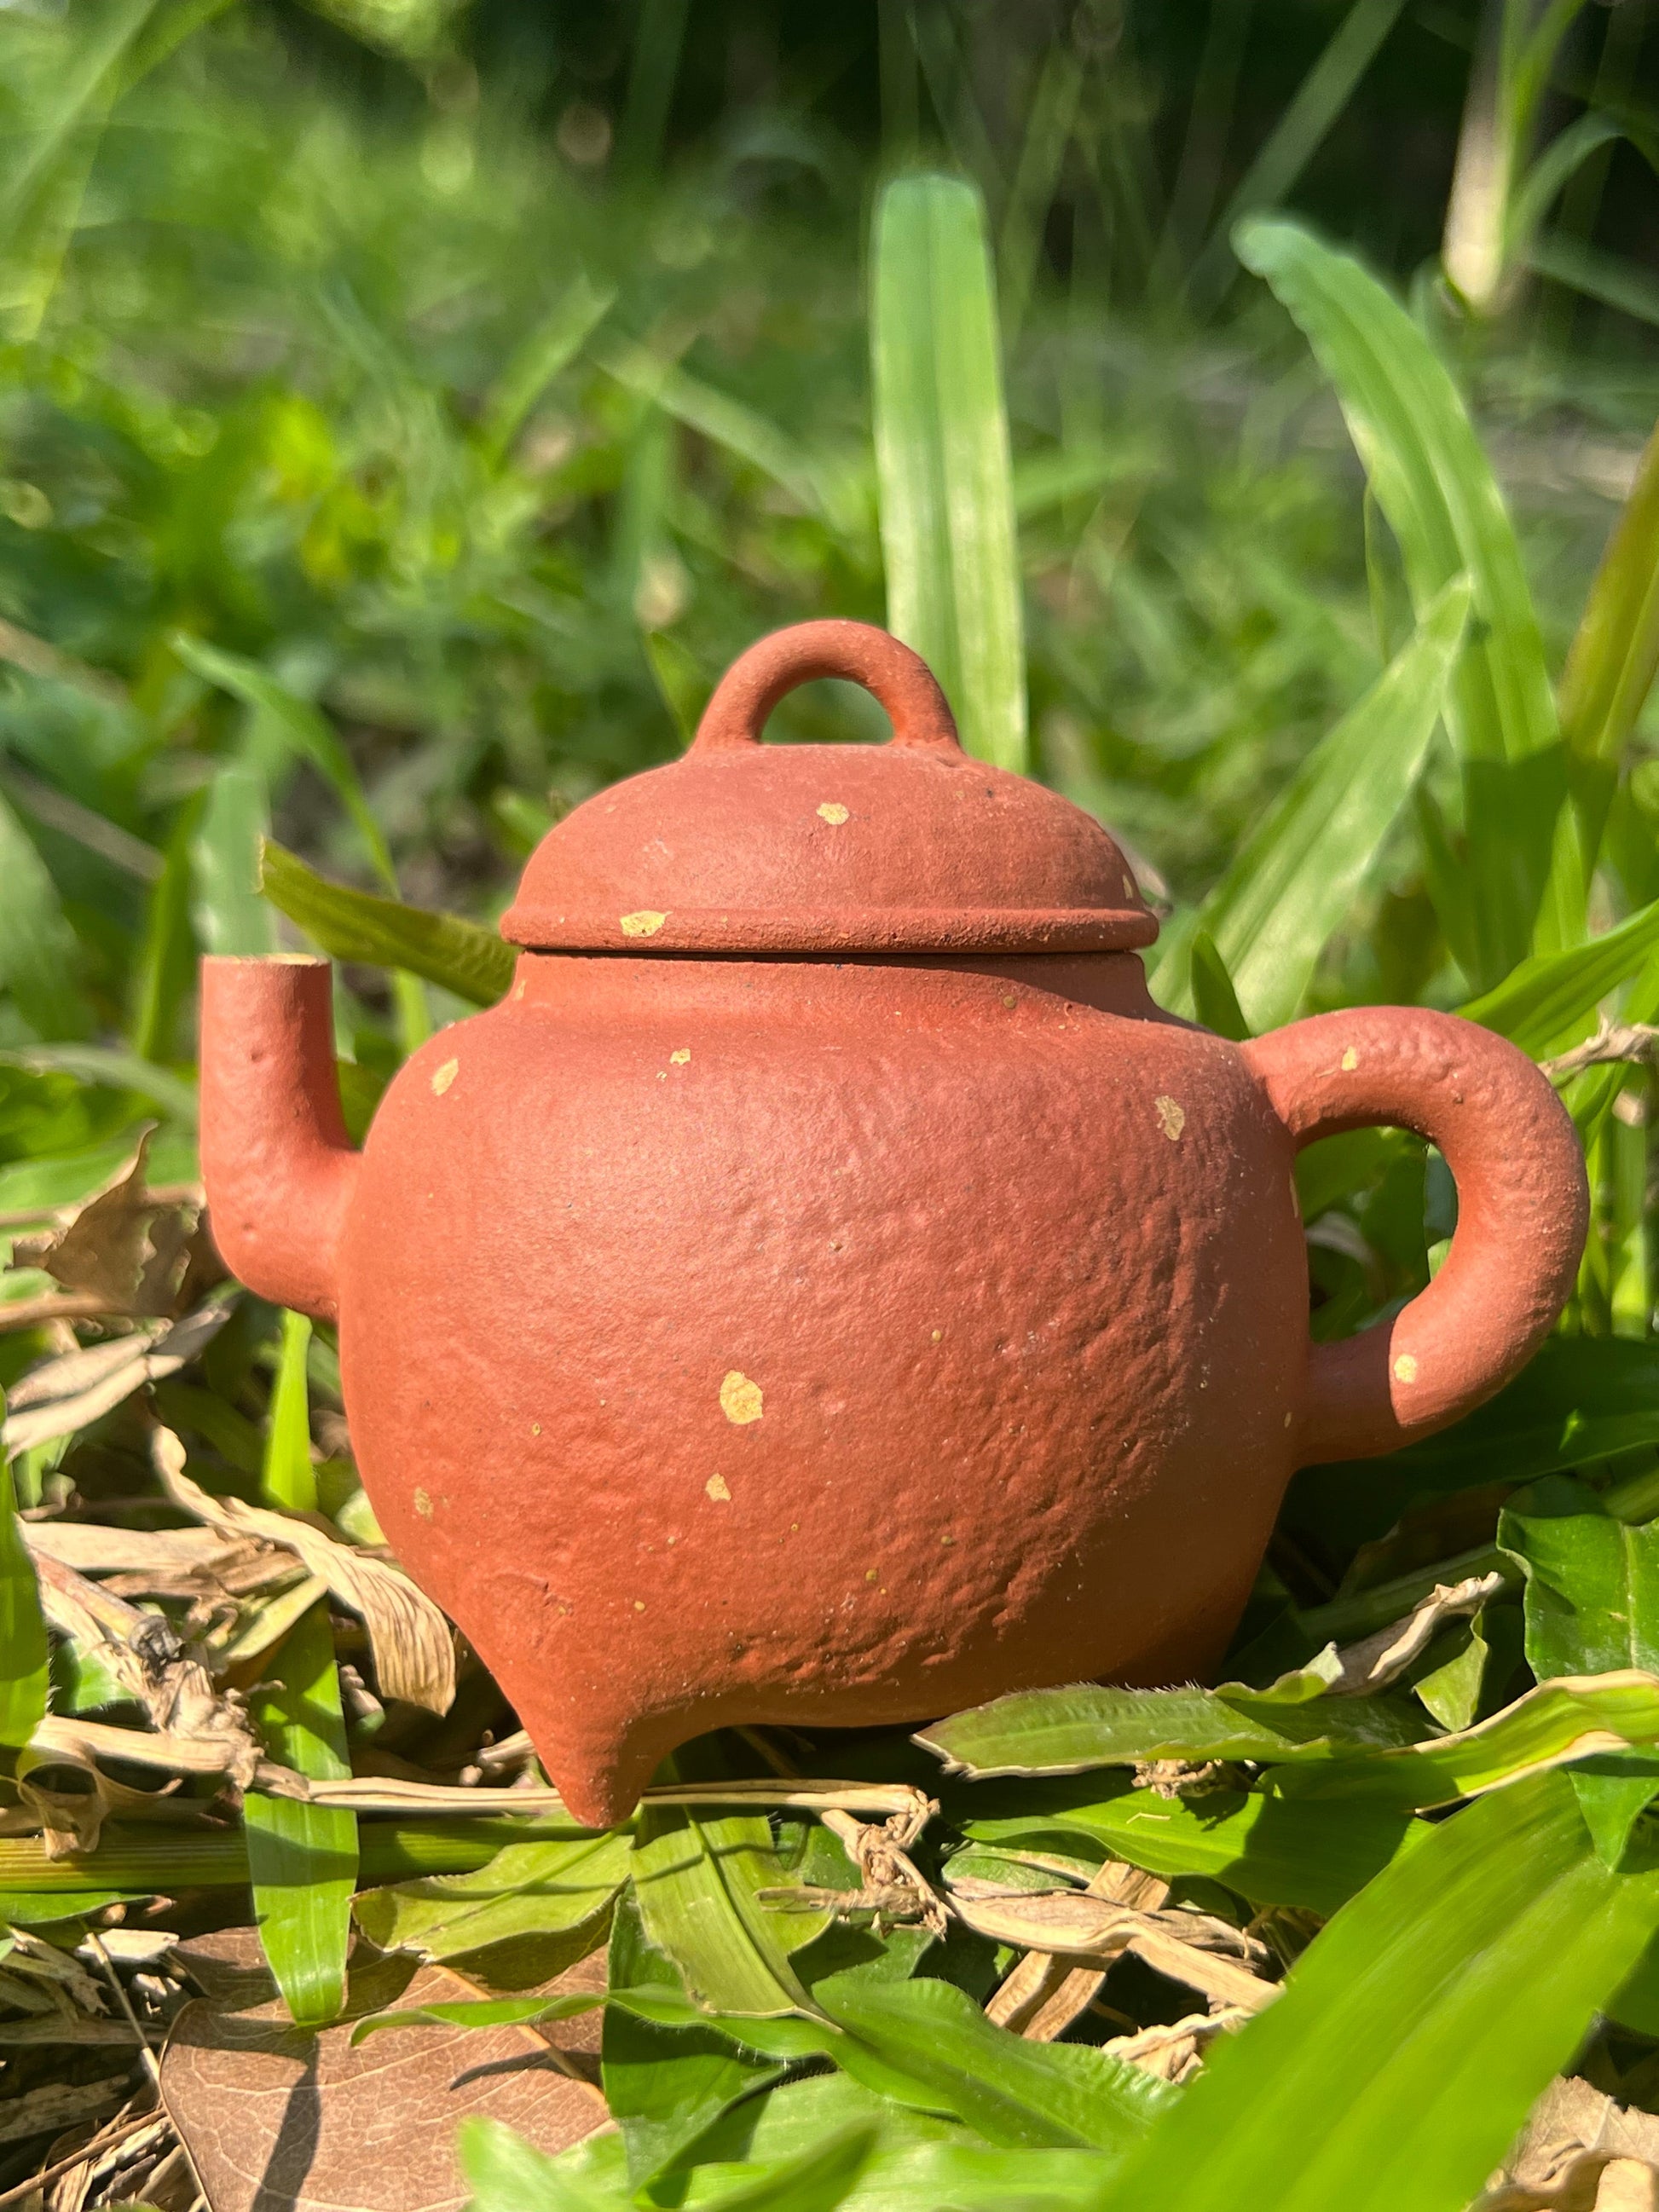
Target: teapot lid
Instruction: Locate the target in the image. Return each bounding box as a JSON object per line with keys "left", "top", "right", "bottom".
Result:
{"left": 500, "top": 621, "right": 1158, "bottom": 956}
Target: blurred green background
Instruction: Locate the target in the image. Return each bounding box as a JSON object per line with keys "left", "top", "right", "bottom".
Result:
{"left": 0, "top": 0, "right": 1656, "bottom": 1175}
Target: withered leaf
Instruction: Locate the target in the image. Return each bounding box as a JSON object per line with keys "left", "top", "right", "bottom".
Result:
{"left": 30, "top": 1545, "right": 258, "bottom": 1777}
{"left": 4, "top": 1303, "right": 231, "bottom": 1455}
{"left": 159, "top": 1932, "right": 607, "bottom": 2212}
{"left": 156, "top": 1432, "right": 455, "bottom": 1715}
{"left": 950, "top": 1886, "right": 1277, "bottom": 2013}
{"left": 0, "top": 2077, "right": 130, "bottom": 2147}
{"left": 1486, "top": 2076, "right": 1659, "bottom": 2210}
{"left": 986, "top": 1858, "right": 1168, "bottom": 2042}
{"left": 11, "top": 1133, "right": 197, "bottom": 1318}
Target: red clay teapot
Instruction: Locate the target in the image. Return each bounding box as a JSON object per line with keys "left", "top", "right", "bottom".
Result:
{"left": 199, "top": 621, "right": 1587, "bottom": 1825}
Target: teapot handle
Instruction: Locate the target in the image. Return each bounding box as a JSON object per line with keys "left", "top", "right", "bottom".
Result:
{"left": 1241, "top": 1007, "right": 1587, "bottom": 1466}
{"left": 691, "top": 620, "right": 964, "bottom": 757}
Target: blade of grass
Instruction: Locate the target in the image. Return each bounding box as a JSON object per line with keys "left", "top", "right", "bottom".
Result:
{"left": 630, "top": 1800, "right": 824, "bottom": 2019}
{"left": 479, "top": 274, "right": 615, "bottom": 470}
{"left": 0, "top": 1447, "right": 48, "bottom": 1752}
{"left": 190, "top": 766, "right": 276, "bottom": 957}
{"left": 871, "top": 172, "right": 1026, "bottom": 771}
{"left": 130, "top": 794, "right": 202, "bottom": 1063}
{"left": 1188, "top": 928, "right": 1252, "bottom": 1040}
{"left": 1094, "top": 1774, "right": 1659, "bottom": 2212}
{"left": 174, "top": 635, "right": 395, "bottom": 890}
{"left": 243, "top": 1310, "right": 355, "bottom": 2023}
{"left": 1156, "top": 575, "right": 1469, "bottom": 1026}
{"left": 1558, "top": 415, "right": 1659, "bottom": 771}
{"left": 1192, "top": 0, "right": 1408, "bottom": 313}
{"left": 245, "top": 1601, "right": 358, "bottom": 2028}
{"left": 0, "top": 789, "right": 90, "bottom": 1038}
{"left": 1458, "top": 889, "right": 1659, "bottom": 1056}
{"left": 1236, "top": 216, "right": 1575, "bottom": 982}
{"left": 175, "top": 636, "right": 429, "bottom": 1052}
{"left": 263, "top": 1309, "right": 314, "bottom": 1512}
{"left": 1502, "top": 1477, "right": 1659, "bottom": 1863}
{"left": 260, "top": 841, "right": 514, "bottom": 1006}
{"left": 1527, "top": 231, "right": 1659, "bottom": 329}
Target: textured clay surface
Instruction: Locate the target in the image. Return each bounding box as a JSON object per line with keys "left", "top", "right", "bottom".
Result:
{"left": 198, "top": 621, "right": 1589, "bottom": 1826}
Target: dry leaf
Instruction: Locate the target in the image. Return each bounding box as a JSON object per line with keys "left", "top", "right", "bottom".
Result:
{"left": 26, "top": 1522, "right": 254, "bottom": 1574}
{"left": 4, "top": 1303, "right": 231, "bottom": 1455}
{"left": 986, "top": 1860, "right": 1168, "bottom": 2041}
{"left": 1481, "top": 2076, "right": 1659, "bottom": 2210}
{"left": 155, "top": 1430, "right": 456, "bottom": 1716}
{"left": 30, "top": 1545, "right": 258, "bottom": 1779}
{"left": 951, "top": 1886, "right": 1278, "bottom": 2013}
{"left": 0, "top": 2080, "right": 130, "bottom": 2148}
{"left": 1327, "top": 1570, "right": 1510, "bottom": 1697}
{"left": 159, "top": 1930, "right": 607, "bottom": 2212}
{"left": 1102, "top": 2007, "right": 1245, "bottom": 2085}
{"left": 11, "top": 1134, "right": 199, "bottom": 1319}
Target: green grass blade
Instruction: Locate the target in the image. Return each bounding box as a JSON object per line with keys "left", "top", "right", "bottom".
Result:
{"left": 603, "top": 1890, "right": 789, "bottom": 2191}
{"left": 1558, "top": 416, "right": 1659, "bottom": 771}
{"left": 480, "top": 275, "right": 615, "bottom": 469}
{"left": 1527, "top": 232, "right": 1659, "bottom": 329}
{"left": 1188, "top": 929, "right": 1252, "bottom": 1040}
{"left": 1565, "top": 940, "right": 1659, "bottom": 1144}
{"left": 245, "top": 1600, "right": 358, "bottom": 2027}
{"left": 962, "top": 1782, "right": 1418, "bottom": 1915}
{"left": 260, "top": 840, "right": 515, "bottom": 1007}
{"left": 263, "top": 1308, "right": 315, "bottom": 1512}
{"left": 130, "top": 794, "right": 202, "bottom": 1062}
{"left": 1159, "top": 575, "right": 1469, "bottom": 1027}
{"left": 174, "top": 634, "right": 397, "bottom": 892}
{"left": 1279, "top": 1675, "right": 1659, "bottom": 1809}
{"left": 812, "top": 1975, "right": 1171, "bottom": 2153}
{"left": 190, "top": 766, "right": 277, "bottom": 957}
{"left": 0, "top": 788, "right": 89, "bottom": 1037}
{"left": 353, "top": 1830, "right": 632, "bottom": 1962}
{"left": 1458, "top": 889, "right": 1659, "bottom": 1056}
{"left": 1502, "top": 1477, "right": 1659, "bottom": 1863}
{"left": 1095, "top": 1774, "right": 1659, "bottom": 2212}
{"left": 1235, "top": 215, "right": 1573, "bottom": 982}
{"left": 597, "top": 340, "right": 830, "bottom": 522}
{"left": 630, "top": 1801, "right": 824, "bottom": 2019}
{"left": 871, "top": 173, "right": 1026, "bottom": 771}
{"left": 918, "top": 1681, "right": 1419, "bottom": 1780}
{"left": 0, "top": 1453, "right": 47, "bottom": 1752}
{"left": 1506, "top": 112, "right": 1627, "bottom": 269}
{"left": 1194, "top": 0, "right": 1408, "bottom": 309}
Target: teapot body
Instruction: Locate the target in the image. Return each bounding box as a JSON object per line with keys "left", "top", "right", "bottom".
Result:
{"left": 338, "top": 949, "right": 1308, "bottom": 1822}
{"left": 197, "top": 625, "right": 1591, "bottom": 1831}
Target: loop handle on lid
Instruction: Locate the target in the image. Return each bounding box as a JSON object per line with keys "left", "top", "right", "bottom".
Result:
{"left": 691, "top": 620, "right": 963, "bottom": 756}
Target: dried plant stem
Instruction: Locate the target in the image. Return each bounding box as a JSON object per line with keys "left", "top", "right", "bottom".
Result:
{"left": 1542, "top": 1020, "right": 1659, "bottom": 1082}
{"left": 0, "top": 2111, "right": 159, "bottom": 2211}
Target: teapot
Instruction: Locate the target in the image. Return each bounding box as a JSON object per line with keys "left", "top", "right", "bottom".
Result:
{"left": 199, "top": 621, "right": 1587, "bottom": 1826}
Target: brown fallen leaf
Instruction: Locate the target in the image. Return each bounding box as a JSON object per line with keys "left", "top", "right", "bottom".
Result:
{"left": 10, "top": 1135, "right": 178, "bottom": 1312}
{"left": 1102, "top": 2007, "right": 1246, "bottom": 2086}
{"left": 3, "top": 1303, "right": 231, "bottom": 1455}
{"left": 986, "top": 1860, "right": 1168, "bottom": 2041}
{"left": 1327, "top": 1569, "right": 1511, "bottom": 1697}
{"left": 25, "top": 1522, "right": 255, "bottom": 1575}
{"left": 950, "top": 1884, "right": 1278, "bottom": 2013}
{"left": 1479, "top": 2076, "right": 1659, "bottom": 2210}
{"left": 0, "top": 2080, "right": 133, "bottom": 2150}
{"left": 29, "top": 1545, "right": 259, "bottom": 1786}
{"left": 160, "top": 1931, "right": 607, "bottom": 2212}
{"left": 155, "top": 1430, "right": 456, "bottom": 1716}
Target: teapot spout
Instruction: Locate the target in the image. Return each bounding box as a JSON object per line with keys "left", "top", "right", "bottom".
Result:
{"left": 199, "top": 957, "right": 359, "bottom": 1323}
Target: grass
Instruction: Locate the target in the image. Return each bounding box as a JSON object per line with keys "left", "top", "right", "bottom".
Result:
{"left": 2, "top": 3, "right": 1659, "bottom": 2208}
